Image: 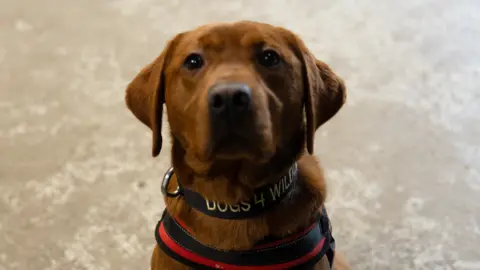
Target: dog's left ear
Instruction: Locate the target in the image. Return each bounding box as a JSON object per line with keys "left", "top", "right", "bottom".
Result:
{"left": 301, "top": 54, "right": 346, "bottom": 154}
{"left": 278, "top": 27, "right": 346, "bottom": 154}
{"left": 281, "top": 28, "right": 346, "bottom": 154}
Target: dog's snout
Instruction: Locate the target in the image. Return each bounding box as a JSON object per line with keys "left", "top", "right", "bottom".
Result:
{"left": 208, "top": 83, "right": 252, "bottom": 117}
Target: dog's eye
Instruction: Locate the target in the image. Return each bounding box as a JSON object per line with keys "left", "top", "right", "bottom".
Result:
{"left": 183, "top": 53, "right": 204, "bottom": 70}
{"left": 257, "top": 49, "right": 281, "bottom": 67}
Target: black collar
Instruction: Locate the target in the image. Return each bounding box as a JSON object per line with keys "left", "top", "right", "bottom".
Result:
{"left": 161, "top": 163, "right": 299, "bottom": 219}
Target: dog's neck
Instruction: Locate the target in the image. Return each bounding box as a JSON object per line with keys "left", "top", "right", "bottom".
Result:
{"left": 170, "top": 128, "right": 306, "bottom": 202}
{"left": 164, "top": 133, "right": 326, "bottom": 250}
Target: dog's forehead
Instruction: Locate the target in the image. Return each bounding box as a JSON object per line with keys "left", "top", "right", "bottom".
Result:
{"left": 182, "top": 22, "right": 286, "bottom": 51}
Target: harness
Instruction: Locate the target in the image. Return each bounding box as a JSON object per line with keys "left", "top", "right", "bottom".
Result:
{"left": 156, "top": 163, "right": 336, "bottom": 269}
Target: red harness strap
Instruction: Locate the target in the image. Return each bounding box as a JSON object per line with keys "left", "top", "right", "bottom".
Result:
{"left": 155, "top": 211, "right": 335, "bottom": 269}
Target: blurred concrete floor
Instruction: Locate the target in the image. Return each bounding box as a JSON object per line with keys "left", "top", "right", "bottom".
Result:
{"left": 1, "top": 0, "right": 479, "bottom": 269}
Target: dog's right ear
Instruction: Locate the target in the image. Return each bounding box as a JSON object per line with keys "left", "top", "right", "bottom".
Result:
{"left": 125, "top": 34, "right": 182, "bottom": 157}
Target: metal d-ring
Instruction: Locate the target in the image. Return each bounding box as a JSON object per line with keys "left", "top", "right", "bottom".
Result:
{"left": 161, "top": 167, "right": 182, "bottom": 197}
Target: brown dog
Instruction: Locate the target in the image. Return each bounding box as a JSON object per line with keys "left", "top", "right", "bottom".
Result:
{"left": 126, "top": 21, "right": 348, "bottom": 270}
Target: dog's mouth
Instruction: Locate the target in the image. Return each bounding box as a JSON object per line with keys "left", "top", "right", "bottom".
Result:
{"left": 204, "top": 131, "right": 274, "bottom": 162}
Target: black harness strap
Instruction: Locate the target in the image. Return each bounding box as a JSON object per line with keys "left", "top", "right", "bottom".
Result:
{"left": 155, "top": 209, "right": 336, "bottom": 269}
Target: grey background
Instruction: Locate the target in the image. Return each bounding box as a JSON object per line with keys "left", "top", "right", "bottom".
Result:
{"left": 1, "top": 0, "right": 479, "bottom": 269}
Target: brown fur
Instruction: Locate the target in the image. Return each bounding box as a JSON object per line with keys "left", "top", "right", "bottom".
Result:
{"left": 125, "top": 21, "right": 349, "bottom": 270}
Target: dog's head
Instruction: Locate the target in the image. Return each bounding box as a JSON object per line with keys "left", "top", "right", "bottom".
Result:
{"left": 126, "top": 21, "right": 345, "bottom": 189}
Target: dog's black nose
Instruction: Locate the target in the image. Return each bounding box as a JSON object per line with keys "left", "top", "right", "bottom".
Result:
{"left": 208, "top": 83, "right": 252, "bottom": 117}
